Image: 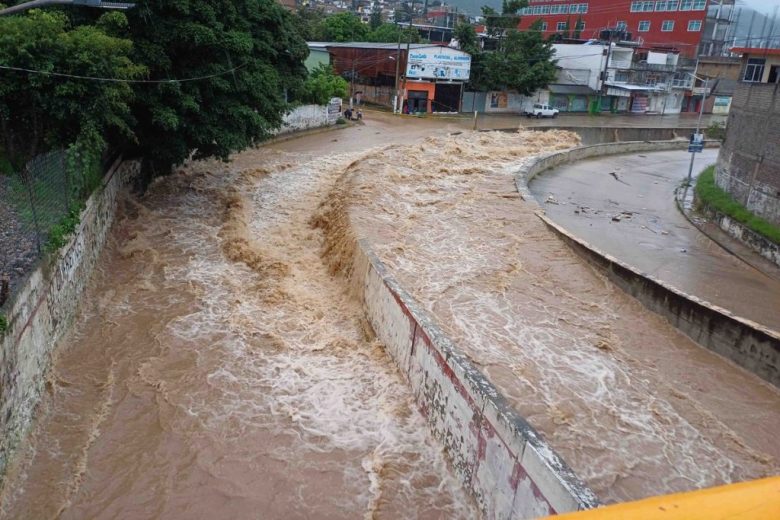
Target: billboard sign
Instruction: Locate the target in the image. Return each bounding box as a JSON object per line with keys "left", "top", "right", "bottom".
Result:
{"left": 405, "top": 47, "right": 471, "bottom": 81}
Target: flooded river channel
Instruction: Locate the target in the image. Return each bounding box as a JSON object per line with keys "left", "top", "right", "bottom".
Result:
{"left": 1, "top": 114, "right": 778, "bottom": 517}
{"left": 0, "top": 118, "right": 475, "bottom": 519}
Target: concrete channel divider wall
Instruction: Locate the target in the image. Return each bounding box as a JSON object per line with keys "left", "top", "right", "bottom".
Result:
{"left": 354, "top": 240, "right": 601, "bottom": 519}
{"left": 515, "top": 140, "right": 780, "bottom": 388}
{"left": 0, "top": 159, "right": 141, "bottom": 479}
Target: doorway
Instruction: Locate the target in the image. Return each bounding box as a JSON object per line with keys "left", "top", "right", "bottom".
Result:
{"left": 407, "top": 90, "right": 428, "bottom": 113}
{"left": 433, "top": 84, "right": 461, "bottom": 113}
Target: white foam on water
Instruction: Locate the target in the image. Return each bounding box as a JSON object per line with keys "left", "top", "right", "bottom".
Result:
{"left": 342, "top": 129, "right": 780, "bottom": 503}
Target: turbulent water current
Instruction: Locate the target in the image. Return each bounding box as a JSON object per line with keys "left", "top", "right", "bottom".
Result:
{"left": 0, "top": 123, "right": 477, "bottom": 519}
{"left": 1, "top": 116, "right": 778, "bottom": 518}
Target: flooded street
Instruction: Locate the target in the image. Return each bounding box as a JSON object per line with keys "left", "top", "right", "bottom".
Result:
{"left": 0, "top": 116, "right": 475, "bottom": 519}
{"left": 1, "top": 113, "right": 778, "bottom": 517}
{"left": 529, "top": 149, "right": 780, "bottom": 331}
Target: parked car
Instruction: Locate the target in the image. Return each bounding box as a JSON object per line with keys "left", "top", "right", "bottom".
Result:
{"left": 524, "top": 103, "right": 559, "bottom": 118}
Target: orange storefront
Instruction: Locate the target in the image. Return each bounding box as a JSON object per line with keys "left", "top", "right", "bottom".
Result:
{"left": 403, "top": 81, "right": 437, "bottom": 113}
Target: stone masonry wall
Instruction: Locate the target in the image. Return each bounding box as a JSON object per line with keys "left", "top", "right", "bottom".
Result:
{"left": 716, "top": 82, "right": 780, "bottom": 226}
{"left": 0, "top": 160, "right": 141, "bottom": 479}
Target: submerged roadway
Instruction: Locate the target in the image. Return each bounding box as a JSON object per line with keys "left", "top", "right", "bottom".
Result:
{"left": 529, "top": 149, "right": 780, "bottom": 332}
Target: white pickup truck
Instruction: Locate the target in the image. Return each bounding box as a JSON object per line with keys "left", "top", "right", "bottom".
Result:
{"left": 524, "top": 103, "right": 559, "bottom": 118}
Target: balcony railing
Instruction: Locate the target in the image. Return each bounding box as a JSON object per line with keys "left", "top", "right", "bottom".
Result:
{"left": 672, "top": 78, "right": 693, "bottom": 89}
{"left": 631, "top": 61, "right": 678, "bottom": 72}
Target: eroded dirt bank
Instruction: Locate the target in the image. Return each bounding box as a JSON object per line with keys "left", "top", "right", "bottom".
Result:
{"left": 331, "top": 129, "right": 780, "bottom": 504}
{"left": 0, "top": 125, "right": 475, "bottom": 518}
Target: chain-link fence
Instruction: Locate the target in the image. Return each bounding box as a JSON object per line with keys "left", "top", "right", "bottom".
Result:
{"left": 1, "top": 149, "right": 103, "bottom": 315}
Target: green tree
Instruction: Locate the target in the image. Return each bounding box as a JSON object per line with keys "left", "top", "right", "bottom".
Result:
{"left": 468, "top": 26, "right": 557, "bottom": 94}
{"left": 315, "top": 12, "right": 369, "bottom": 42}
{"left": 573, "top": 15, "right": 584, "bottom": 39}
{"left": 0, "top": 10, "right": 144, "bottom": 168}
{"left": 453, "top": 22, "right": 479, "bottom": 54}
{"left": 302, "top": 64, "right": 348, "bottom": 104}
{"left": 482, "top": 0, "right": 527, "bottom": 40}
{"left": 368, "top": 23, "right": 423, "bottom": 43}
{"left": 124, "top": 0, "right": 309, "bottom": 175}
{"left": 293, "top": 7, "right": 327, "bottom": 41}
{"left": 369, "top": 6, "right": 383, "bottom": 30}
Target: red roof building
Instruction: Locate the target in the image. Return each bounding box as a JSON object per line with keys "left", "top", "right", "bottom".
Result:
{"left": 517, "top": 0, "right": 710, "bottom": 57}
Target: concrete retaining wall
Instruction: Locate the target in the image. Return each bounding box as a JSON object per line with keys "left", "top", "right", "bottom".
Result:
{"left": 355, "top": 240, "right": 600, "bottom": 519}
{"left": 0, "top": 159, "right": 141, "bottom": 478}
{"left": 556, "top": 126, "right": 692, "bottom": 146}
{"left": 276, "top": 102, "right": 340, "bottom": 135}
{"left": 515, "top": 140, "right": 779, "bottom": 388}
{"left": 538, "top": 216, "right": 780, "bottom": 387}
{"left": 699, "top": 203, "right": 780, "bottom": 268}
{"left": 716, "top": 82, "right": 780, "bottom": 226}
{"left": 515, "top": 139, "right": 709, "bottom": 198}
{"left": 491, "top": 126, "right": 706, "bottom": 146}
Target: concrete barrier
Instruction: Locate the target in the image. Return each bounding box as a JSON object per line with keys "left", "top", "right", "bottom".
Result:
{"left": 697, "top": 203, "right": 780, "bottom": 268}
{"left": 0, "top": 159, "right": 141, "bottom": 479}
{"left": 543, "top": 126, "right": 690, "bottom": 146}
{"left": 514, "top": 140, "right": 779, "bottom": 388}
{"left": 489, "top": 127, "right": 705, "bottom": 146}
{"left": 515, "top": 139, "right": 718, "bottom": 198}
{"left": 355, "top": 240, "right": 600, "bottom": 519}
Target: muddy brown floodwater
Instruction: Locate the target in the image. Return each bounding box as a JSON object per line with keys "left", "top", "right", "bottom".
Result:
{"left": 338, "top": 129, "right": 780, "bottom": 504}
{"left": 0, "top": 117, "right": 478, "bottom": 519}
{"left": 2, "top": 114, "right": 778, "bottom": 518}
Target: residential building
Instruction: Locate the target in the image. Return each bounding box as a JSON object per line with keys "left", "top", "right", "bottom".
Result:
{"left": 322, "top": 42, "right": 471, "bottom": 112}
{"left": 516, "top": 0, "right": 711, "bottom": 58}
{"left": 469, "top": 42, "right": 683, "bottom": 115}
{"left": 699, "top": 0, "right": 737, "bottom": 57}
{"left": 715, "top": 47, "right": 780, "bottom": 226}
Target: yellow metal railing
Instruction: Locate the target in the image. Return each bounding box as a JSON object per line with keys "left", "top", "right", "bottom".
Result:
{"left": 546, "top": 477, "right": 780, "bottom": 520}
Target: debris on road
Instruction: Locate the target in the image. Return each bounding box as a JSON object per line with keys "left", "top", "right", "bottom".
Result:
{"left": 611, "top": 211, "right": 635, "bottom": 222}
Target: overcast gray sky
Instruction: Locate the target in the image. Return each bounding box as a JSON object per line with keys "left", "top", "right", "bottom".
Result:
{"left": 738, "top": 0, "right": 780, "bottom": 15}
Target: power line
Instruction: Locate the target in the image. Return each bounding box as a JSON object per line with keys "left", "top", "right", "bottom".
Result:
{"left": 0, "top": 62, "right": 247, "bottom": 83}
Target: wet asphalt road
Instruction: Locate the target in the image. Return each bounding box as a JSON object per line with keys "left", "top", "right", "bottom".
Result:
{"left": 529, "top": 149, "right": 780, "bottom": 332}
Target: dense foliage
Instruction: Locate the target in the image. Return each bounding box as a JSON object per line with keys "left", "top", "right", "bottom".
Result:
{"left": 454, "top": 15, "right": 557, "bottom": 94}
{"left": 1, "top": 0, "right": 309, "bottom": 177}
{"left": 311, "top": 12, "right": 369, "bottom": 42}
{"left": 295, "top": 11, "right": 421, "bottom": 44}
{"left": 302, "top": 64, "right": 348, "bottom": 105}
{"left": 124, "top": 0, "right": 309, "bottom": 174}
{"left": 0, "top": 10, "right": 143, "bottom": 169}
{"left": 472, "top": 29, "right": 557, "bottom": 94}
{"left": 367, "top": 23, "right": 424, "bottom": 43}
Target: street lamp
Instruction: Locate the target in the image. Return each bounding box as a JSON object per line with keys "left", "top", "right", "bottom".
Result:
{"left": 0, "top": 0, "right": 135, "bottom": 16}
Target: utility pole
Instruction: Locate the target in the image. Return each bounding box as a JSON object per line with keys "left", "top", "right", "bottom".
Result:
{"left": 685, "top": 76, "right": 709, "bottom": 192}
{"left": 400, "top": 6, "right": 414, "bottom": 114}
{"left": 597, "top": 30, "right": 613, "bottom": 114}
{"left": 394, "top": 22, "right": 402, "bottom": 113}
